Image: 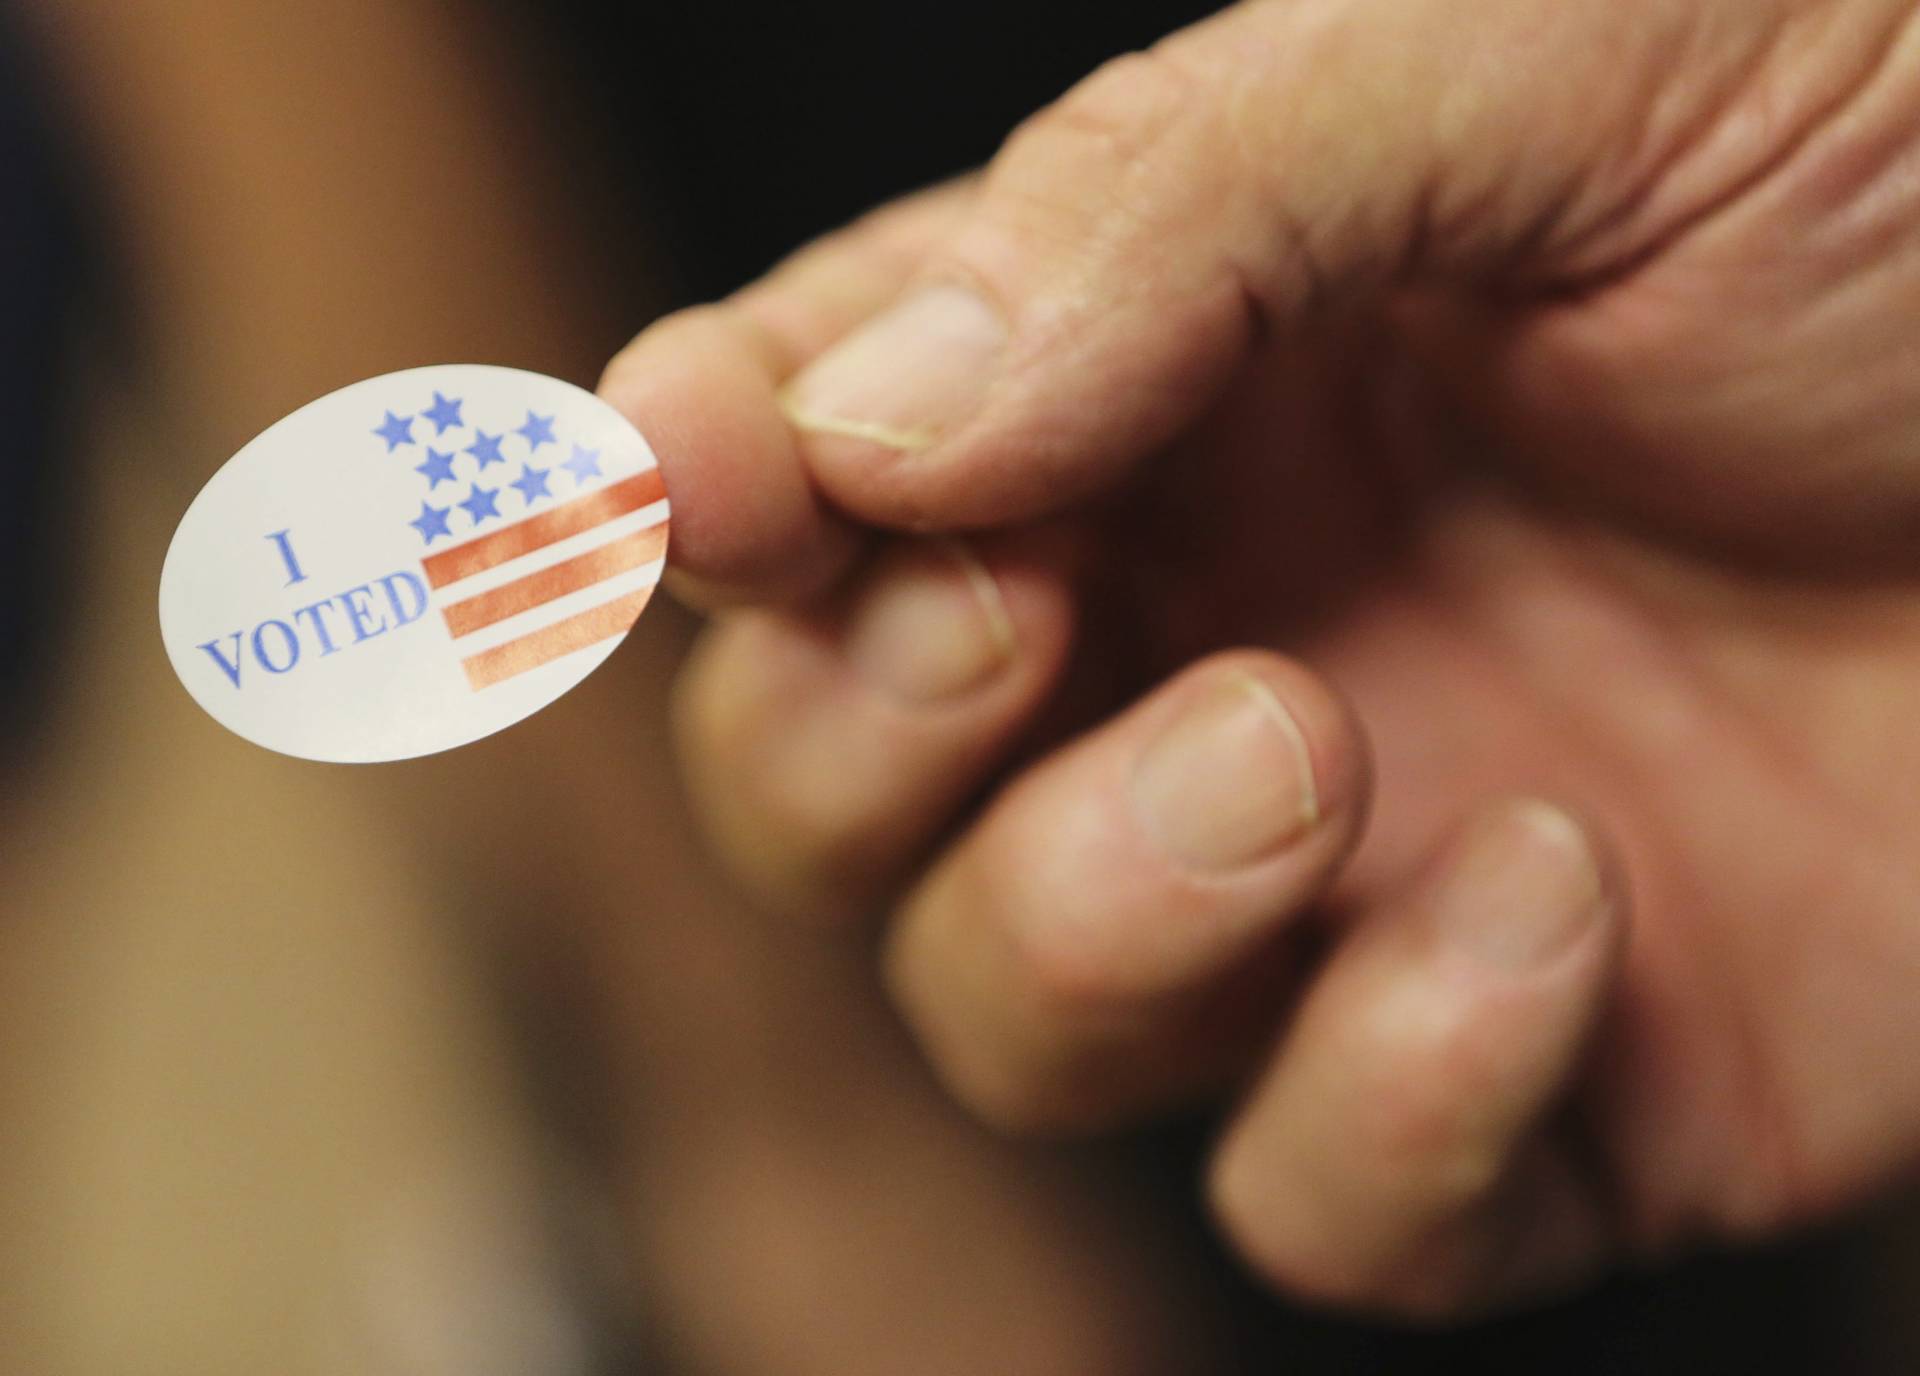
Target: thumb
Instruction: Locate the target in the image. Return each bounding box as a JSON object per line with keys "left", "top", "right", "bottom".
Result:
{"left": 776, "top": 0, "right": 1818, "bottom": 527}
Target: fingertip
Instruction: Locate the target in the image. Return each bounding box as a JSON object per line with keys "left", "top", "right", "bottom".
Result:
{"left": 839, "top": 534, "right": 1060, "bottom": 707}
{"left": 958, "top": 522, "right": 1094, "bottom": 656}
{"left": 1417, "top": 797, "right": 1625, "bottom": 982}
{"left": 1180, "top": 650, "right": 1375, "bottom": 844}
{"left": 599, "top": 305, "right": 863, "bottom": 607}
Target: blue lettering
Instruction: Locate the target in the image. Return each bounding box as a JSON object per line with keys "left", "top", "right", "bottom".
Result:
{"left": 197, "top": 633, "right": 245, "bottom": 688}
{"left": 294, "top": 599, "right": 343, "bottom": 655}
{"left": 378, "top": 570, "right": 429, "bottom": 628}
{"left": 267, "top": 529, "right": 309, "bottom": 585}
{"left": 338, "top": 584, "right": 388, "bottom": 642}
{"left": 194, "top": 566, "right": 429, "bottom": 688}
{"left": 251, "top": 619, "right": 301, "bottom": 673}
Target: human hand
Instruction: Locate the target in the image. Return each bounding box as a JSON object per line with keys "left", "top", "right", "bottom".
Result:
{"left": 604, "top": 0, "right": 1920, "bottom": 1319}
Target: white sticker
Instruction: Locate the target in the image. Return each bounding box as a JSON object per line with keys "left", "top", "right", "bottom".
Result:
{"left": 158, "top": 364, "right": 670, "bottom": 763}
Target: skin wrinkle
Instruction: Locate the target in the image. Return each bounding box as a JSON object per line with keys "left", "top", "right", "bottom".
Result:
{"left": 1189, "top": 12, "right": 1343, "bottom": 316}
{"left": 1260, "top": 33, "right": 1419, "bottom": 300}
{"left": 1175, "top": 4, "right": 1586, "bottom": 302}
{"left": 1204, "top": 1, "right": 1920, "bottom": 301}
{"left": 1008, "top": 33, "right": 1291, "bottom": 322}
{"left": 1785, "top": 80, "right": 1920, "bottom": 258}
{"left": 1019, "top": 74, "right": 1218, "bottom": 309}
{"left": 1523, "top": 2, "right": 1776, "bottom": 279}
{"left": 1417, "top": 20, "right": 1595, "bottom": 279}
{"left": 1550, "top": 0, "right": 1920, "bottom": 288}
{"left": 818, "top": 48, "right": 1257, "bottom": 523}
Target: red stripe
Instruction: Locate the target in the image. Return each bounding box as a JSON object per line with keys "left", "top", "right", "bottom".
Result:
{"left": 421, "top": 469, "right": 666, "bottom": 589}
{"left": 439, "top": 523, "right": 669, "bottom": 638}
{"left": 460, "top": 586, "right": 657, "bottom": 689}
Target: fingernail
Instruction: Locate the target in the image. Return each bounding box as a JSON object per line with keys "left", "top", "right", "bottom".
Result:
{"left": 1130, "top": 672, "right": 1320, "bottom": 872}
{"left": 844, "top": 539, "right": 1016, "bottom": 702}
{"left": 1432, "top": 800, "right": 1608, "bottom": 971}
{"left": 782, "top": 285, "right": 1007, "bottom": 451}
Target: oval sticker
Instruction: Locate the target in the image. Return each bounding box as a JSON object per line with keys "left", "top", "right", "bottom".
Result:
{"left": 158, "top": 364, "right": 670, "bottom": 763}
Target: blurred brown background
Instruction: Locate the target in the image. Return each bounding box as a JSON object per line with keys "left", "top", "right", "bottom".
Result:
{"left": 3, "top": 2, "right": 1919, "bottom": 1371}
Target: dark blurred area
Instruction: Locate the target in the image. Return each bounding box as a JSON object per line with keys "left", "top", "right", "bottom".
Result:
{"left": 3, "top": 2, "right": 1918, "bottom": 1372}
{"left": 534, "top": 0, "right": 1223, "bottom": 301}
{"left": 0, "top": 9, "right": 84, "bottom": 765}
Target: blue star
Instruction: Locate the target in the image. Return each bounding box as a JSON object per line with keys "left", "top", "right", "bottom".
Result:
{"left": 510, "top": 463, "right": 552, "bottom": 505}
{"left": 374, "top": 411, "right": 415, "bottom": 451}
{"left": 409, "top": 500, "right": 453, "bottom": 545}
{"left": 414, "top": 447, "right": 459, "bottom": 488}
{"left": 458, "top": 483, "right": 501, "bottom": 525}
{"left": 465, "top": 430, "right": 506, "bottom": 468}
{"left": 561, "top": 443, "right": 602, "bottom": 485}
{"left": 422, "top": 391, "right": 464, "bottom": 434}
{"left": 516, "top": 410, "right": 556, "bottom": 451}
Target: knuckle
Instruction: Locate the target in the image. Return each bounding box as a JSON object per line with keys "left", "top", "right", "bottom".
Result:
{"left": 936, "top": 1046, "right": 1080, "bottom": 1139}
{"left": 885, "top": 990, "right": 1065, "bottom": 1141}
{"left": 1207, "top": 1152, "right": 1479, "bottom": 1321}
{"left": 927, "top": 1018, "right": 1149, "bottom": 1139}
{"left": 1206, "top": 1150, "right": 1362, "bottom": 1309}
{"left": 1345, "top": 978, "right": 1524, "bottom": 1189}
{"left": 1024, "top": 49, "right": 1198, "bottom": 182}
{"left": 1364, "top": 1079, "right": 1505, "bottom": 1209}
{"left": 886, "top": 846, "right": 1147, "bottom": 1138}
{"left": 1005, "top": 911, "right": 1124, "bottom": 1025}
{"left": 995, "top": 836, "right": 1151, "bottom": 1022}
{"left": 914, "top": 796, "right": 1132, "bottom": 1019}
{"left": 978, "top": 47, "right": 1213, "bottom": 252}
{"left": 1205, "top": 1113, "right": 1489, "bottom": 1320}
{"left": 735, "top": 778, "right": 900, "bottom": 922}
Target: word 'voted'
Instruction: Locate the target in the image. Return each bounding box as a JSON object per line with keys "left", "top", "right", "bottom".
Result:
{"left": 195, "top": 529, "right": 428, "bottom": 687}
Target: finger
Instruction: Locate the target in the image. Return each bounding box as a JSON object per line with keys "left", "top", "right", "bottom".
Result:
{"left": 1209, "top": 798, "right": 1626, "bottom": 1321}
{"left": 598, "top": 179, "right": 974, "bottom": 606}
{"left": 884, "top": 651, "right": 1371, "bottom": 1135}
{"left": 674, "top": 527, "right": 1078, "bottom": 923}
{"left": 777, "top": 0, "right": 1749, "bottom": 529}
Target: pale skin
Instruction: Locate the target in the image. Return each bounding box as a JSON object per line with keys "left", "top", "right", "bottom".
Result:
{"left": 605, "top": 0, "right": 1920, "bottom": 1318}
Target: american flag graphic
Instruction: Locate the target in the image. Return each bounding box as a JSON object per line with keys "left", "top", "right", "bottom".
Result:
{"left": 376, "top": 388, "right": 668, "bottom": 690}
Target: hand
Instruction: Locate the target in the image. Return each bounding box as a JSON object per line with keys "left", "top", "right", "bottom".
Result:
{"left": 604, "top": 0, "right": 1920, "bottom": 1319}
